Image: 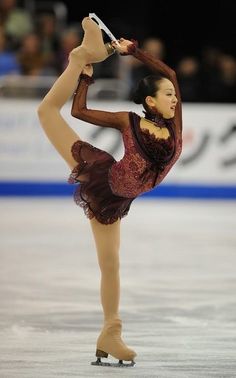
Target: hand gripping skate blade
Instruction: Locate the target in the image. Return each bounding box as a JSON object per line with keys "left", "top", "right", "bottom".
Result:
{"left": 89, "top": 13, "right": 120, "bottom": 45}
{"left": 91, "top": 357, "right": 136, "bottom": 367}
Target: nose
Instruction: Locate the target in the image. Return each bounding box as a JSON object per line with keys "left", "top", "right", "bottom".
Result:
{"left": 173, "top": 96, "right": 178, "bottom": 104}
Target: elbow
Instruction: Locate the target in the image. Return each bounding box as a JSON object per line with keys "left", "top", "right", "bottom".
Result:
{"left": 170, "top": 69, "right": 177, "bottom": 79}
{"left": 71, "top": 108, "right": 79, "bottom": 118}
{"left": 37, "top": 101, "right": 45, "bottom": 121}
{"left": 71, "top": 107, "right": 85, "bottom": 119}
{"left": 37, "top": 99, "right": 56, "bottom": 124}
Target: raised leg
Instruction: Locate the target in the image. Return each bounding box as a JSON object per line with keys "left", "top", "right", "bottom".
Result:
{"left": 37, "top": 45, "right": 87, "bottom": 168}
{"left": 37, "top": 17, "right": 109, "bottom": 169}
{"left": 80, "top": 17, "right": 108, "bottom": 63}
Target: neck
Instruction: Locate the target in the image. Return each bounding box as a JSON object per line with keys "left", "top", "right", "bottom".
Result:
{"left": 143, "top": 110, "right": 172, "bottom": 126}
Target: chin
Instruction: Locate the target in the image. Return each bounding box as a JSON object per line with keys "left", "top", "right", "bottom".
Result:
{"left": 164, "top": 114, "right": 173, "bottom": 119}
{"left": 168, "top": 110, "right": 175, "bottom": 119}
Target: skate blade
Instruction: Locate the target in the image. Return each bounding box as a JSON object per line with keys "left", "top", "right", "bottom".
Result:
{"left": 91, "top": 358, "right": 136, "bottom": 368}
{"left": 89, "top": 13, "right": 120, "bottom": 45}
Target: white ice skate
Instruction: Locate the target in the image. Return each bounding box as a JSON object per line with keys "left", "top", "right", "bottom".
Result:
{"left": 89, "top": 13, "right": 120, "bottom": 46}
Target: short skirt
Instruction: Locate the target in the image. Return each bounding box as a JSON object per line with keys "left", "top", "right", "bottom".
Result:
{"left": 68, "top": 140, "right": 134, "bottom": 225}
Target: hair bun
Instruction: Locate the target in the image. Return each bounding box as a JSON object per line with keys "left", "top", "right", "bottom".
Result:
{"left": 131, "top": 74, "right": 167, "bottom": 106}
{"left": 132, "top": 89, "right": 142, "bottom": 104}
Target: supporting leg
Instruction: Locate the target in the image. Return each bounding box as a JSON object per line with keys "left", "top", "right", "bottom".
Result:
{"left": 90, "top": 218, "right": 136, "bottom": 364}
{"left": 90, "top": 218, "right": 121, "bottom": 322}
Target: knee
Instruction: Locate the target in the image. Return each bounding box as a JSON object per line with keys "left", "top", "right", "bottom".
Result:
{"left": 37, "top": 100, "right": 60, "bottom": 134}
{"left": 99, "top": 250, "right": 120, "bottom": 274}
{"left": 37, "top": 101, "right": 47, "bottom": 123}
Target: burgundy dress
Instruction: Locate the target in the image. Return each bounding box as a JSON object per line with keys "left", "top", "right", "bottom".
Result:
{"left": 68, "top": 46, "right": 182, "bottom": 224}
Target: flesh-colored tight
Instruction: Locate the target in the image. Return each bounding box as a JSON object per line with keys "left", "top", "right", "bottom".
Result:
{"left": 90, "top": 218, "right": 120, "bottom": 322}
{"left": 37, "top": 18, "right": 120, "bottom": 324}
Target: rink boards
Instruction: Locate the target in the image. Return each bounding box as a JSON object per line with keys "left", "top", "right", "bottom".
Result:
{"left": 0, "top": 100, "right": 235, "bottom": 199}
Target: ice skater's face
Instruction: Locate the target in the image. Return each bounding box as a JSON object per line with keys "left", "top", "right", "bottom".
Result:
{"left": 146, "top": 79, "right": 178, "bottom": 119}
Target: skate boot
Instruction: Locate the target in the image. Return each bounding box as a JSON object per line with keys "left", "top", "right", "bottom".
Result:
{"left": 91, "top": 318, "right": 136, "bottom": 367}
{"left": 70, "top": 17, "right": 109, "bottom": 64}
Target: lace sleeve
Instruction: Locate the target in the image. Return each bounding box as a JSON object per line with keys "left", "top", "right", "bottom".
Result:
{"left": 71, "top": 74, "right": 128, "bottom": 132}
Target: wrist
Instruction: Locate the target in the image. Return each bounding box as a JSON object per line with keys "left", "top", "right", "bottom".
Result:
{"left": 120, "top": 40, "right": 138, "bottom": 56}
{"left": 80, "top": 73, "right": 94, "bottom": 85}
{"left": 69, "top": 46, "right": 89, "bottom": 66}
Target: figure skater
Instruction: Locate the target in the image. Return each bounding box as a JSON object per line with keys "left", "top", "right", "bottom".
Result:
{"left": 37, "top": 17, "right": 182, "bottom": 367}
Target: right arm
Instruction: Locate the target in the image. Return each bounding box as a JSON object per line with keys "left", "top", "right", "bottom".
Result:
{"left": 71, "top": 73, "right": 128, "bottom": 132}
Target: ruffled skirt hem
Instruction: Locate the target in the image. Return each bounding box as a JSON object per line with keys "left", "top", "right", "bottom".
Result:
{"left": 68, "top": 140, "right": 134, "bottom": 225}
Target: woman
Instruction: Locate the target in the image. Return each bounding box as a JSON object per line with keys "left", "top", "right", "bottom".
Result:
{"left": 38, "top": 17, "right": 182, "bottom": 367}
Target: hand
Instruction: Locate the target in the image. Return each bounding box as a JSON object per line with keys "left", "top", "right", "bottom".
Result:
{"left": 82, "top": 64, "right": 93, "bottom": 77}
{"left": 112, "top": 38, "right": 134, "bottom": 54}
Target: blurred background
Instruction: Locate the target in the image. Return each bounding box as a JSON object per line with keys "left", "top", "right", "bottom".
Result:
{"left": 1, "top": 3, "right": 236, "bottom": 377}
{"left": 0, "top": 0, "right": 236, "bottom": 197}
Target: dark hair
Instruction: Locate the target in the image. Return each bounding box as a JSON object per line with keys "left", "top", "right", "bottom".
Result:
{"left": 132, "top": 74, "right": 168, "bottom": 111}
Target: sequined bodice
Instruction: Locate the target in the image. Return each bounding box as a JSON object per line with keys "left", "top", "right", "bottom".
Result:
{"left": 108, "top": 112, "right": 181, "bottom": 198}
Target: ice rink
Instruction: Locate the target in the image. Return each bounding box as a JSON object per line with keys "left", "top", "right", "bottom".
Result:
{"left": 1, "top": 198, "right": 236, "bottom": 378}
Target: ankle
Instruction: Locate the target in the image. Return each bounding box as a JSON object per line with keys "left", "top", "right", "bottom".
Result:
{"left": 103, "top": 317, "right": 121, "bottom": 327}
{"left": 104, "top": 316, "right": 121, "bottom": 323}
{"left": 69, "top": 46, "right": 88, "bottom": 65}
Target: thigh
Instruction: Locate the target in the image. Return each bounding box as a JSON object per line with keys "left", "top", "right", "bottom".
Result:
{"left": 90, "top": 218, "right": 121, "bottom": 262}
{"left": 40, "top": 110, "right": 81, "bottom": 170}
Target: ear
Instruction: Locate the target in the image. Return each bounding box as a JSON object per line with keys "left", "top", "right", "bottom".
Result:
{"left": 145, "top": 95, "right": 155, "bottom": 107}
